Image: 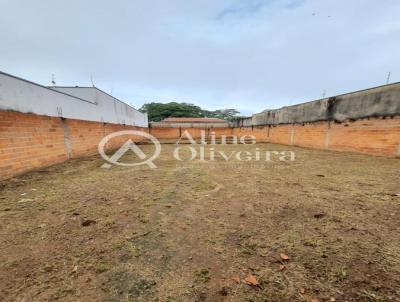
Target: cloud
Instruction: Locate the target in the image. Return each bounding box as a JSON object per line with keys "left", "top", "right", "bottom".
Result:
{"left": 216, "top": 0, "right": 268, "bottom": 20}
{"left": 0, "top": 0, "right": 399, "bottom": 113}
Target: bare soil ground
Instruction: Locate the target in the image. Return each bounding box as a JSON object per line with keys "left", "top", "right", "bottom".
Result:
{"left": 1, "top": 143, "right": 400, "bottom": 302}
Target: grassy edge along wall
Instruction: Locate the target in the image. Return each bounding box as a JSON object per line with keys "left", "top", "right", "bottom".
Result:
{"left": 0, "top": 110, "right": 147, "bottom": 180}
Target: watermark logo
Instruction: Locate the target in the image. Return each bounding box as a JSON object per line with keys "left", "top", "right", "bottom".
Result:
{"left": 176, "top": 130, "right": 256, "bottom": 145}
{"left": 98, "top": 129, "right": 295, "bottom": 169}
{"left": 173, "top": 130, "right": 295, "bottom": 162}
{"left": 98, "top": 130, "right": 161, "bottom": 168}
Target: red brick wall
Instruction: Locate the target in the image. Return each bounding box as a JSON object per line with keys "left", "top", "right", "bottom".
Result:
{"left": 66, "top": 119, "right": 106, "bottom": 157}
{"left": 149, "top": 127, "right": 181, "bottom": 140}
{"left": 0, "top": 110, "right": 146, "bottom": 180}
{"left": 151, "top": 117, "right": 400, "bottom": 157}
{"left": 233, "top": 127, "right": 269, "bottom": 142}
{"left": 149, "top": 127, "right": 236, "bottom": 141}
{"left": 329, "top": 118, "right": 400, "bottom": 156}
{"left": 269, "top": 124, "right": 293, "bottom": 145}
{"left": 0, "top": 111, "right": 67, "bottom": 180}
{"left": 2, "top": 110, "right": 399, "bottom": 180}
{"left": 292, "top": 122, "right": 327, "bottom": 149}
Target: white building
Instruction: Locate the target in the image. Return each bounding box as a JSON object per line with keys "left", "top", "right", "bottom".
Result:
{"left": 0, "top": 71, "right": 148, "bottom": 127}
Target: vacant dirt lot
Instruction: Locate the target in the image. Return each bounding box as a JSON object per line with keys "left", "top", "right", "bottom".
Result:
{"left": 1, "top": 143, "right": 399, "bottom": 302}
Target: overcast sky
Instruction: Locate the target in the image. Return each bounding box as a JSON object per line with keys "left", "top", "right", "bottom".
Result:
{"left": 1, "top": 0, "right": 399, "bottom": 115}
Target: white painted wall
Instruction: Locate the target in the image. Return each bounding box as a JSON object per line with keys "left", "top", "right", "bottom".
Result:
{"left": 150, "top": 122, "right": 229, "bottom": 128}
{"left": 0, "top": 72, "right": 148, "bottom": 127}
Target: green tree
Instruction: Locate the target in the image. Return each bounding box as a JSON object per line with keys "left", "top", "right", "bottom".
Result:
{"left": 139, "top": 102, "right": 204, "bottom": 122}
{"left": 139, "top": 102, "right": 242, "bottom": 122}
{"left": 202, "top": 109, "right": 241, "bottom": 121}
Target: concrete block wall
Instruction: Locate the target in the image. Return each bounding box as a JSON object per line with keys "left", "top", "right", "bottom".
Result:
{"left": 0, "top": 110, "right": 146, "bottom": 180}
{"left": 235, "top": 82, "right": 400, "bottom": 126}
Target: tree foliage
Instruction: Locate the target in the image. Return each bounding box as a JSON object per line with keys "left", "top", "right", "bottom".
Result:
{"left": 139, "top": 102, "right": 203, "bottom": 122}
{"left": 139, "top": 102, "right": 242, "bottom": 122}
{"left": 202, "top": 109, "right": 241, "bottom": 121}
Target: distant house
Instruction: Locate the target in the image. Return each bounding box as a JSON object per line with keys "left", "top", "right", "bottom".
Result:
{"left": 151, "top": 117, "right": 229, "bottom": 128}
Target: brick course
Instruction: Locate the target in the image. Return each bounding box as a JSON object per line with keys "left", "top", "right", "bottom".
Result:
{"left": 1, "top": 110, "right": 399, "bottom": 180}
{"left": 0, "top": 110, "right": 146, "bottom": 180}
{"left": 151, "top": 117, "right": 400, "bottom": 157}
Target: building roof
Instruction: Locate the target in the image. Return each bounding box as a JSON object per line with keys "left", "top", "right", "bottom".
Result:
{"left": 162, "top": 117, "right": 227, "bottom": 123}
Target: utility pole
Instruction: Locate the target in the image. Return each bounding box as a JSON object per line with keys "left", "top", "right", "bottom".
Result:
{"left": 51, "top": 74, "right": 56, "bottom": 86}
{"left": 386, "top": 72, "right": 391, "bottom": 85}
{"left": 322, "top": 90, "right": 326, "bottom": 98}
